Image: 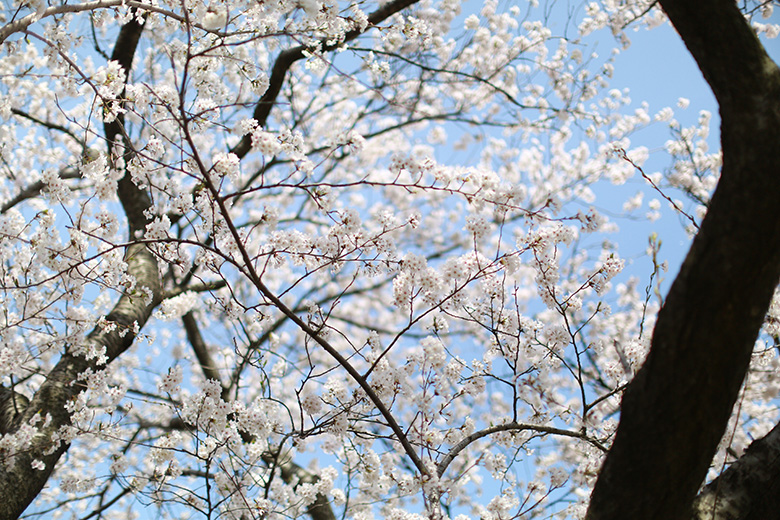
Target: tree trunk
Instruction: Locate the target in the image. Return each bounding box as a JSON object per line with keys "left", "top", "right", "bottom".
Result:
{"left": 0, "top": 17, "right": 161, "bottom": 520}
{"left": 586, "top": 1, "right": 780, "bottom": 519}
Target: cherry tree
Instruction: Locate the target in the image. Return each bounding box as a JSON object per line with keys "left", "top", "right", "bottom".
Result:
{"left": 0, "top": 0, "right": 777, "bottom": 519}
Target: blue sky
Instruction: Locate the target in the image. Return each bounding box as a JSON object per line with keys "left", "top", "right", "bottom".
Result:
{"left": 590, "top": 15, "right": 780, "bottom": 288}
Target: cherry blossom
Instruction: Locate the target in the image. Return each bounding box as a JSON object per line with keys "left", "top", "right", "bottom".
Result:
{"left": 0, "top": 0, "right": 777, "bottom": 519}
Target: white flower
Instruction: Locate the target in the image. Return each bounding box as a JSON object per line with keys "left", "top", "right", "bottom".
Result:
{"left": 400, "top": 253, "right": 427, "bottom": 274}
{"left": 297, "top": 0, "right": 319, "bottom": 17}
{"left": 156, "top": 292, "right": 199, "bottom": 321}
{"left": 464, "top": 14, "right": 480, "bottom": 30}
{"left": 421, "top": 337, "right": 447, "bottom": 369}
{"left": 212, "top": 152, "right": 240, "bottom": 183}
{"left": 301, "top": 388, "right": 322, "bottom": 414}
{"left": 158, "top": 366, "right": 182, "bottom": 394}
{"left": 465, "top": 214, "right": 490, "bottom": 239}
{"left": 202, "top": 7, "right": 228, "bottom": 30}
{"left": 252, "top": 129, "right": 281, "bottom": 156}
{"left": 145, "top": 215, "right": 171, "bottom": 240}
{"left": 655, "top": 107, "right": 674, "bottom": 121}
{"left": 325, "top": 377, "right": 348, "bottom": 402}
{"left": 145, "top": 137, "right": 165, "bottom": 159}
{"left": 93, "top": 60, "right": 126, "bottom": 99}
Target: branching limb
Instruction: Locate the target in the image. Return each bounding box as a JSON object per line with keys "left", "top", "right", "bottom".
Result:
{"left": 0, "top": 15, "right": 162, "bottom": 520}
{"left": 437, "top": 422, "right": 608, "bottom": 478}
{"left": 182, "top": 311, "right": 230, "bottom": 401}
{"left": 586, "top": 1, "right": 780, "bottom": 518}
{"left": 10, "top": 108, "right": 84, "bottom": 144}
{"left": 183, "top": 90, "right": 429, "bottom": 477}
{"left": 230, "top": 0, "right": 423, "bottom": 158}
{"left": 263, "top": 451, "right": 338, "bottom": 520}
{"left": 0, "top": 0, "right": 199, "bottom": 45}
{"left": 182, "top": 314, "right": 339, "bottom": 520}
{"left": 163, "top": 280, "right": 228, "bottom": 300}
{"left": 0, "top": 166, "right": 81, "bottom": 213}
{"left": 0, "top": 229, "right": 162, "bottom": 520}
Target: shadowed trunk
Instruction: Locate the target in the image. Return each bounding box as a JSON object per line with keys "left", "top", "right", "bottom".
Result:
{"left": 691, "top": 420, "right": 780, "bottom": 520}
{"left": 0, "top": 17, "right": 162, "bottom": 520}
{"left": 586, "top": 1, "right": 780, "bottom": 519}
{"left": 0, "top": 0, "right": 424, "bottom": 516}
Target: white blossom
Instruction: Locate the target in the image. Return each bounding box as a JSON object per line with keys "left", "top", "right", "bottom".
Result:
{"left": 0, "top": 1, "right": 761, "bottom": 519}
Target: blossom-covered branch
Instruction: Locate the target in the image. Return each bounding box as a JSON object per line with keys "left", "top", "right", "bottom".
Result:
{"left": 0, "top": 14, "right": 162, "bottom": 518}
{"left": 230, "top": 0, "right": 423, "bottom": 158}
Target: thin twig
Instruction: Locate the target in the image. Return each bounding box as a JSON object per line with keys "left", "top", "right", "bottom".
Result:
{"left": 437, "top": 422, "right": 608, "bottom": 478}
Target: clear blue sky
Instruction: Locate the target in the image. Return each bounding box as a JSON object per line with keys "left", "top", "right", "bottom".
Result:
{"left": 591, "top": 16, "right": 780, "bottom": 287}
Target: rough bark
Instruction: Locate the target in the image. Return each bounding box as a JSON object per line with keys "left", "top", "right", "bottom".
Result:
{"left": 691, "top": 421, "right": 780, "bottom": 520}
{"left": 0, "top": 0, "right": 429, "bottom": 515}
{"left": 0, "top": 17, "right": 161, "bottom": 520}
{"left": 586, "top": 2, "right": 780, "bottom": 519}
{"left": 0, "top": 387, "right": 29, "bottom": 435}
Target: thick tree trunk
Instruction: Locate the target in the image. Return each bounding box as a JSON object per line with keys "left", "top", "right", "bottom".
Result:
{"left": 0, "top": 244, "right": 161, "bottom": 520}
{"left": 0, "top": 0, "right": 424, "bottom": 515}
{"left": 586, "top": 2, "right": 780, "bottom": 519}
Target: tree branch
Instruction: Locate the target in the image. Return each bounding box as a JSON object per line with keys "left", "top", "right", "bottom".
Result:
{"left": 183, "top": 90, "right": 429, "bottom": 477}
{"left": 10, "top": 108, "right": 84, "bottom": 144}
{"left": 437, "top": 422, "right": 608, "bottom": 478}
{"left": 230, "top": 0, "right": 422, "bottom": 159}
{"left": 182, "top": 313, "right": 339, "bottom": 520}
{"left": 657, "top": 0, "right": 777, "bottom": 111}
{"left": 163, "top": 280, "right": 228, "bottom": 300}
{"left": 691, "top": 420, "right": 780, "bottom": 520}
{"left": 0, "top": 166, "right": 81, "bottom": 213}
{"left": 263, "top": 451, "right": 338, "bottom": 520}
{"left": 0, "top": 385, "right": 29, "bottom": 435}
{"left": 0, "top": 16, "right": 162, "bottom": 519}
{"left": 0, "top": 0, "right": 196, "bottom": 45}
{"left": 182, "top": 311, "right": 230, "bottom": 401}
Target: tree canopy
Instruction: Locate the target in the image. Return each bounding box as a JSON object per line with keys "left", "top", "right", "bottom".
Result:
{"left": 0, "top": 0, "right": 778, "bottom": 519}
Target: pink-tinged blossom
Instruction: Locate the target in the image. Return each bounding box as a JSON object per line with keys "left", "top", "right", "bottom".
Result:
{"left": 157, "top": 366, "right": 182, "bottom": 395}
{"left": 252, "top": 128, "right": 281, "bottom": 156}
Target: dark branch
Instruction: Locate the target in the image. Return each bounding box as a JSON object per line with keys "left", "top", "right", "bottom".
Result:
{"left": 230, "top": 0, "right": 422, "bottom": 159}
{"left": 263, "top": 451, "right": 338, "bottom": 520}
{"left": 182, "top": 311, "right": 230, "bottom": 401}
{"left": 181, "top": 313, "right": 338, "bottom": 520}
{"left": 0, "top": 15, "right": 161, "bottom": 520}
{"left": 11, "top": 108, "right": 84, "bottom": 144}
{"left": 691, "top": 420, "right": 780, "bottom": 520}
{"left": 437, "top": 422, "right": 607, "bottom": 478}
{"left": 1, "top": 167, "right": 80, "bottom": 213}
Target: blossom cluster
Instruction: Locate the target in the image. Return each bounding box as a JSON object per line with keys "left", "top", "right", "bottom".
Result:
{"left": 0, "top": 0, "right": 775, "bottom": 519}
